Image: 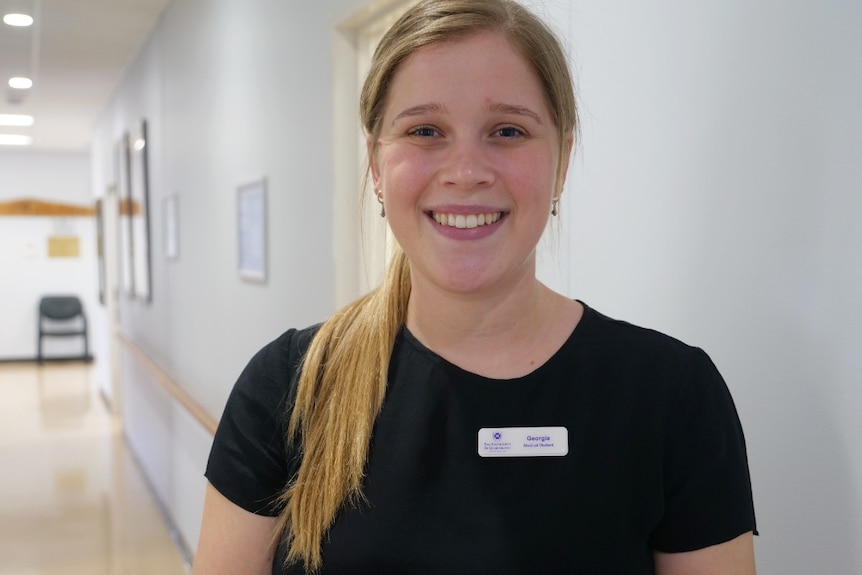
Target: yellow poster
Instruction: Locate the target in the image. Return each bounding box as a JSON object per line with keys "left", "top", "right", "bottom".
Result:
{"left": 47, "top": 236, "right": 80, "bottom": 258}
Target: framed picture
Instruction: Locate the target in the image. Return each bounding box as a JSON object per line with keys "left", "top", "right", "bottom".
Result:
{"left": 164, "top": 194, "right": 179, "bottom": 260}
{"left": 237, "top": 178, "right": 267, "bottom": 283}
{"left": 128, "top": 119, "right": 152, "bottom": 302}
{"left": 96, "top": 198, "right": 106, "bottom": 305}
{"left": 117, "top": 135, "right": 134, "bottom": 297}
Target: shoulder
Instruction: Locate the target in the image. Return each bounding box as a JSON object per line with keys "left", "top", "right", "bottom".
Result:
{"left": 236, "top": 324, "right": 321, "bottom": 390}
{"left": 205, "top": 323, "right": 323, "bottom": 515}
{"left": 225, "top": 323, "right": 322, "bottom": 427}
{"left": 244, "top": 323, "right": 321, "bottom": 378}
{"left": 573, "top": 303, "right": 733, "bottom": 421}
{"left": 577, "top": 303, "right": 707, "bottom": 376}
{"left": 578, "top": 305, "right": 757, "bottom": 551}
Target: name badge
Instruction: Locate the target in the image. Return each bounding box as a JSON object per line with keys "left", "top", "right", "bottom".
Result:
{"left": 478, "top": 426, "right": 568, "bottom": 458}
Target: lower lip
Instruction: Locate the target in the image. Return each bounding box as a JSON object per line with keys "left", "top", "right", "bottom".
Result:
{"left": 428, "top": 214, "right": 506, "bottom": 240}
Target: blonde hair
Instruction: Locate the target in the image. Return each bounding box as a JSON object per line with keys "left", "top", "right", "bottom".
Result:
{"left": 276, "top": 0, "right": 578, "bottom": 569}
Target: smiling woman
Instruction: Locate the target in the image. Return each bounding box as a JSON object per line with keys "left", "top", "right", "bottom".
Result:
{"left": 193, "top": 1, "right": 757, "bottom": 574}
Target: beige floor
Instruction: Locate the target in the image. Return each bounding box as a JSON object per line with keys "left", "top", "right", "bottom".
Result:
{"left": 0, "top": 361, "right": 190, "bottom": 575}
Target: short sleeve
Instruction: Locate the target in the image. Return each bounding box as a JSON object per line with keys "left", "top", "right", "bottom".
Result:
{"left": 649, "top": 347, "right": 758, "bottom": 552}
{"left": 205, "top": 327, "right": 312, "bottom": 516}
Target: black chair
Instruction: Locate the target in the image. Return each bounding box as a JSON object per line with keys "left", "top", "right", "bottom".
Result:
{"left": 37, "top": 296, "right": 90, "bottom": 363}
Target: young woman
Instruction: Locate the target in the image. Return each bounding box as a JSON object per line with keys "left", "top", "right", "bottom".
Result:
{"left": 194, "top": 1, "right": 757, "bottom": 573}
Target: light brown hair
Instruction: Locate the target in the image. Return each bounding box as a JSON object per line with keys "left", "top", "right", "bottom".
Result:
{"left": 276, "top": 0, "right": 578, "bottom": 570}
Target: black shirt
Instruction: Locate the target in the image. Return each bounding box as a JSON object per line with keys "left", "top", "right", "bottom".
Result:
{"left": 206, "top": 303, "right": 757, "bottom": 574}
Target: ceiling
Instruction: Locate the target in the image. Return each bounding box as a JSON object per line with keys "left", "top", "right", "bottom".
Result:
{"left": 0, "top": 0, "right": 172, "bottom": 151}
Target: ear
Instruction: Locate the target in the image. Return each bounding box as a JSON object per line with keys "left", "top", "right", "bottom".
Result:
{"left": 561, "top": 131, "right": 575, "bottom": 182}
{"left": 556, "top": 131, "right": 575, "bottom": 195}
{"left": 367, "top": 135, "right": 381, "bottom": 189}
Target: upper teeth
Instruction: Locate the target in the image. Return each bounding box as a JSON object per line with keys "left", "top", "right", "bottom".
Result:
{"left": 433, "top": 212, "right": 502, "bottom": 229}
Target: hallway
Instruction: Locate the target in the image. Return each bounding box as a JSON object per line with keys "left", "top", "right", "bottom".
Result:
{"left": 0, "top": 361, "right": 190, "bottom": 574}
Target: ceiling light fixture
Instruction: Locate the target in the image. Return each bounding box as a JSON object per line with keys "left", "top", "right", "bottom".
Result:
{"left": 0, "top": 134, "right": 34, "bottom": 146}
{"left": 3, "top": 13, "right": 33, "bottom": 26}
{"left": 9, "top": 77, "right": 33, "bottom": 89}
{"left": 0, "top": 114, "right": 35, "bottom": 126}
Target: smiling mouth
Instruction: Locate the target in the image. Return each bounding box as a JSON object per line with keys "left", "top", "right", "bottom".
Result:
{"left": 430, "top": 211, "right": 504, "bottom": 229}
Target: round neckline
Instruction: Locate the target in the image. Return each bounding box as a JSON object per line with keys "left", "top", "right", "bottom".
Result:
{"left": 398, "top": 300, "right": 594, "bottom": 385}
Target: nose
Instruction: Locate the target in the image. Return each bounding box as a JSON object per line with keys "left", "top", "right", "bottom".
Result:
{"left": 440, "top": 137, "right": 495, "bottom": 190}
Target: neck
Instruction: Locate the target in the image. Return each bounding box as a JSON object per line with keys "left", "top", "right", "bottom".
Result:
{"left": 405, "top": 270, "right": 578, "bottom": 378}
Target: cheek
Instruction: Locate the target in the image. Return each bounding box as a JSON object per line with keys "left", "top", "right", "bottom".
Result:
{"left": 499, "top": 149, "right": 558, "bottom": 201}
{"left": 379, "top": 148, "right": 436, "bottom": 199}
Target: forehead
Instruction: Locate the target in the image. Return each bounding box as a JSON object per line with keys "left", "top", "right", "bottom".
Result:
{"left": 384, "top": 31, "right": 547, "bottom": 114}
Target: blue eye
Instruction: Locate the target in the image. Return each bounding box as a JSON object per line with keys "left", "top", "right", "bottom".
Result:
{"left": 495, "top": 126, "right": 524, "bottom": 138}
{"left": 409, "top": 126, "right": 438, "bottom": 137}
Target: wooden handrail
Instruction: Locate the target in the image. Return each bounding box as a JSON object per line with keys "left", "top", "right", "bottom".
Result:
{"left": 116, "top": 333, "right": 218, "bottom": 435}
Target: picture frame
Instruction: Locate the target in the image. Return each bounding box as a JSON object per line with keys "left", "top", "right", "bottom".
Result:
{"left": 237, "top": 178, "right": 267, "bottom": 283}
{"left": 128, "top": 119, "right": 152, "bottom": 302}
{"left": 117, "top": 134, "right": 135, "bottom": 297}
{"left": 96, "top": 198, "right": 106, "bottom": 305}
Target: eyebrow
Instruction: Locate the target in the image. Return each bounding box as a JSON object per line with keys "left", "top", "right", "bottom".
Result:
{"left": 390, "top": 101, "right": 544, "bottom": 125}
{"left": 392, "top": 103, "right": 447, "bottom": 124}
{"left": 489, "top": 102, "right": 543, "bottom": 125}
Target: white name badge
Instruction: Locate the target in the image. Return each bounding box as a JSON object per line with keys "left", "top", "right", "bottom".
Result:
{"left": 478, "top": 426, "right": 569, "bottom": 458}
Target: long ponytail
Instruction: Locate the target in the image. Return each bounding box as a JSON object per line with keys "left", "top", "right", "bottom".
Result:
{"left": 275, "top": 248, "right": 410, "bottom": 570}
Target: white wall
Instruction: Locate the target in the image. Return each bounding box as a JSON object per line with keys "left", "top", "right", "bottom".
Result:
{"left": 0, "top": 150, "right": 99, "bottom": 363}
{"left": 564, "top": 1, "right": 862, "bottom": 573}
{"left": 89, "top": 0, "right": 861, "bottom": 572}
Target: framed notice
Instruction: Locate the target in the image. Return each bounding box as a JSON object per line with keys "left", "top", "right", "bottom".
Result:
{"left": 118, "top": 135, "right": 134, "bottom": 297}
{"left": 237, "top": 178, "right": 267, "bottom": 283}
{"left": 96, "top": 198, "right": 106, "bottom": 305}
{"left": 128, "top": 119, "right": 152, "bottom": 302}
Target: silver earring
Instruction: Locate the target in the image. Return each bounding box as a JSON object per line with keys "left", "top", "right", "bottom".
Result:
{"left": 376, "top": 190, "right": 385, "bottom": 218}
{"left": 551, "top": 196, "right": 560, "bottom": 216}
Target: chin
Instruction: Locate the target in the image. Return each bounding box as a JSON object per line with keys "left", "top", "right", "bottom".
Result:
{"left": 433, "top": 265, "right": 516, "bottom": 296}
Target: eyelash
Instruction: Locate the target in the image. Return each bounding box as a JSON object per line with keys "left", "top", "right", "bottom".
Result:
{"left": 408, "top": 126, "right": 439, "bottom": 137}
{"left": 407, "top": 125, "right": 526, "bottom": 138}
{"left": 495, "top": 126, "right": 524, "bottom": 138}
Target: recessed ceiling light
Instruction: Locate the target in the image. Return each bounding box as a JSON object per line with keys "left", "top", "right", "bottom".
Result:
{"left": 0, "top": 134, "right": 33, "bottom": 146}
{"left": 9, "top": 77, "right": 33, "bottom": 89}
{"left": 3, "top": 13, "right": 33, "bottom": 27}
{"left": 0, "top": 114, "right": 34, "bottom": 126}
